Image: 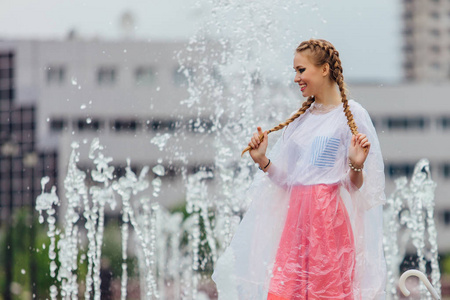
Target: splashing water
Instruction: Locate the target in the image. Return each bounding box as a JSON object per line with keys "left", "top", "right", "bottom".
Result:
{"left": 150, "top": 133, "right": 171, "bottom": 151}
{"left": 36, "top": 149, "right": 442, "bottom": 299}
{"left": 383, "top": 159, "right": 441, "bottom": 299}
{"left": 36, "top": 139, "right": 217, "bottom": 299}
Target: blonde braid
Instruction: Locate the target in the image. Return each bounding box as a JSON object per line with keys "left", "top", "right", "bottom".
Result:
{"left": 241, "top": 97, "right": 314, "bottom": 156}
{"left": 241, "top": 38, "right": 359, "bottom": 157}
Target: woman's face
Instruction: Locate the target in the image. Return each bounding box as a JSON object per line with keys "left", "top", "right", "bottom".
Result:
{"left": 293, "top": 51, "right": 328, "bottom": 98}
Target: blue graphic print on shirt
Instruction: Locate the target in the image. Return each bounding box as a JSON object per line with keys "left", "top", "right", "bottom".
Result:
{"left": 310, "top": 136, "right": 340, "bottom": 167}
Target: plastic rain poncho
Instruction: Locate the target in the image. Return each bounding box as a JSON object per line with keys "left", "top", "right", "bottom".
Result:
{"left": 212, "top": 100, "right": 386, "bottom": 300}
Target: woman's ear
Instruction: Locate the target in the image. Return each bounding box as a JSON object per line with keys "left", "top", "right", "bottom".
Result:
{"left": 322, "top": 63, "right": 330, "bottom": 77}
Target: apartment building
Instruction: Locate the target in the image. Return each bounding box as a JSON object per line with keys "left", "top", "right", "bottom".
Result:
{"left": 402, "top": 0, "right": 450, "bottom": 82}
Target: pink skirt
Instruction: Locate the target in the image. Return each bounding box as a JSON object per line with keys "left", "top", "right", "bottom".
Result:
{"left": 267, "top": 183, "right": 355, "bottom": 300}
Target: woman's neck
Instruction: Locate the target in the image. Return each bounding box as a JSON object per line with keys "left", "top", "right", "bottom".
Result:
{"left": 313, "top": 84, "right": 342, "bottom": 106}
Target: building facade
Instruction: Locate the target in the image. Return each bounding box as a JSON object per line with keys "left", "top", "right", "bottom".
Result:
{"left": 1, "top": 38, "right": 450, "bottom": 252}
{"left": 402, "top": 0, "right": 450, "bottom": 82}
{"left": 0, "top": 38, "right": 217, "bottom": 209}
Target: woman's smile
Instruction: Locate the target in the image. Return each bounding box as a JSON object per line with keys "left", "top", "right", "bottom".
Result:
{"left": 300, "top": 83, "right": 307, "bottom": 91}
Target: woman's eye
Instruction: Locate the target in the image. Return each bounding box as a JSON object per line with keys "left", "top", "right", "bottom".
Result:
{"left": 299, "top": 68, "right": 305, "bottom": 73}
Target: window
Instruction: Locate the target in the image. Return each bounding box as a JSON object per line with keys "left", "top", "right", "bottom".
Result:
{"left": 431, "top": 62, "right": 440, "bottom": 70}
{"left": 135, "top": 66, "right": 155, "bottom": 86}
{"left": 443, "top": 211, "right": 450, "bottom": 225}
{"left": 430, "top": 45, "right": 440, "bottom": 54}
{"left": 188, "top": 118, "right": 213, "bottom": 133}
{"left": 387, "top": 163, "right": 415, "bottom": 178}
{"left": 76, "top": 118, "right": 102, "bottom": 131}
{"left": 113, "top": 164, "right": 139, "bottom": 179}
{"left": 430, "top": 29, "right": 440, "bottom": 36}
{"left": 46, "top": 66, "right": 65, "bottom": 85}
{"left": 97, "top": 67, "right": 116, "bottom": 85}
{"left": 148, "top": 119, "right": 177, "bottom": 131}
{"left": 403, "top": 61, "right": 414, "bottom": 70}
{"left": 189, "top": 165, "right": 215, "bottom": 181}
{"left": 403, "top": 28, "right": 414, "bottom": 36}
{"left": 111, "top": 119, "right": 139, "bottom": 132}
{"left": 430, "top": 11, "right": 439, "bottom": 19}
{"left": 50, "top": 119, "right": 67, "bottom": 132}
{"left": 441, "top": 163, "right": 450, "bottom": 178}
{"left": 403, "top": 11, "right": 413, "bottom": 19}
{"left": 438, "top": 116, "right": 450, "bottom": 129}
{"left": 384, "top": 116, "right": 427, "bottom": 130}
{"left": 0, "top": 68, "right": 12, "bottom": 79}
{"left": 0, "top": 88, "right": 13, "bottom": 100}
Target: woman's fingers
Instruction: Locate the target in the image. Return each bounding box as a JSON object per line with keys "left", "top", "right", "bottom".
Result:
{"left": 249, "top": 128, "right": 263, "bottom": 149}
{"left": 355, "top": 134, "right": 369, "bottom": 147}
{"left": 253, "top": 132, "right": 260, "bottom": 144}
{"left": 257, "top": 126, "right": 263, "bottom": 136}
{"left": 248, "top": 127, "right": 269, "bottom": 153}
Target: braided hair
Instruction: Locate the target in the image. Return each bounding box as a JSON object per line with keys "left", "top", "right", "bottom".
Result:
{"left": 242, "top": 38, "right": 359, "bottom": 156}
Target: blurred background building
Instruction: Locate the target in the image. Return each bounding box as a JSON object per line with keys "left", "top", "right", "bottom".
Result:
{"left": 2, "top": 35, "right": 450, "bottom": 246}
{"left": 0, "top": 39, "right": 217, "bottom": 210}
{"left": 401, "top": 0, "right": 450, "bottom": 82}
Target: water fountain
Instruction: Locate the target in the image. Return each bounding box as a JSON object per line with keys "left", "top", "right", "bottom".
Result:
{"left": 34, "top": 0, "right": 442, "bottom": 299}
{"left": 384, "top": 159, "right": 440, "bottom": 299}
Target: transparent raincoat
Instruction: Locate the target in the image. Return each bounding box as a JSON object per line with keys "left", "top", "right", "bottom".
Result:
{"left": 212, "top": 100, "right": 386, "bottom": 300}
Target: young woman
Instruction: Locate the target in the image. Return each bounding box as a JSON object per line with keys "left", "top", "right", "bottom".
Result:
{"left": 212, "top": 39, "right": 386, "bottom": 299}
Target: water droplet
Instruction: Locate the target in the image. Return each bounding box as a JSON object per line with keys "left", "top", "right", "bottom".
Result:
{"left": 71, "top": 76, "right": 77, "bottom": 85}
{"left": 86, "top": 118, "right": 92, "bottom": 124}
{"left": 152, "top": 165, "right": 165, "bottom": 176}
{"left": 80, "top": 104, "right": 86, "bottom": 110}
{"left": 46, "top": 118, "right": 50, "bottom": 122}
{"left": 21, "top": 269, "right": 26, "bottom": 274}
{"left": 123, "top": 49, "right": 127, "bottom": 53}
{"left": 150, "top": 133, "right": 171, "bottom": 151}
{"left": 156, "top": 86, "right": 161, "bottom": 91}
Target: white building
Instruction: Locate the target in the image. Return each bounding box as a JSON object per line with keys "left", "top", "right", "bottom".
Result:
{"left": 350, "top": 83, "right": 450, "bottom": 251}
{"left": 1, "top": 38, "right": 450, "bottom": 251}
{"left": 0, "top": 38, "right": 216, "bottom": 208}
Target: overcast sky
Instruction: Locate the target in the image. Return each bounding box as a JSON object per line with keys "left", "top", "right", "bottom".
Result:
{"left": 0, "top": 0, "right": 402, "bottom": 83}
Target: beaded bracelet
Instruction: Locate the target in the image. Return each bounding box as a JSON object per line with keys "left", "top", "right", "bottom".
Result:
{"left": 258, "top": 159, "right": 271, "bottom": 171}
{"left": 348, "top": 161, "right": 363, "bottom": 172}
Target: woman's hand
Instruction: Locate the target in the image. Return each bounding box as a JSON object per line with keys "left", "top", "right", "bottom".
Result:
{"left": 348, "top": 133, "right": 370, "bottom": 168}
{"left": 248, "top": 127, "right": 268, "bottom": 165}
